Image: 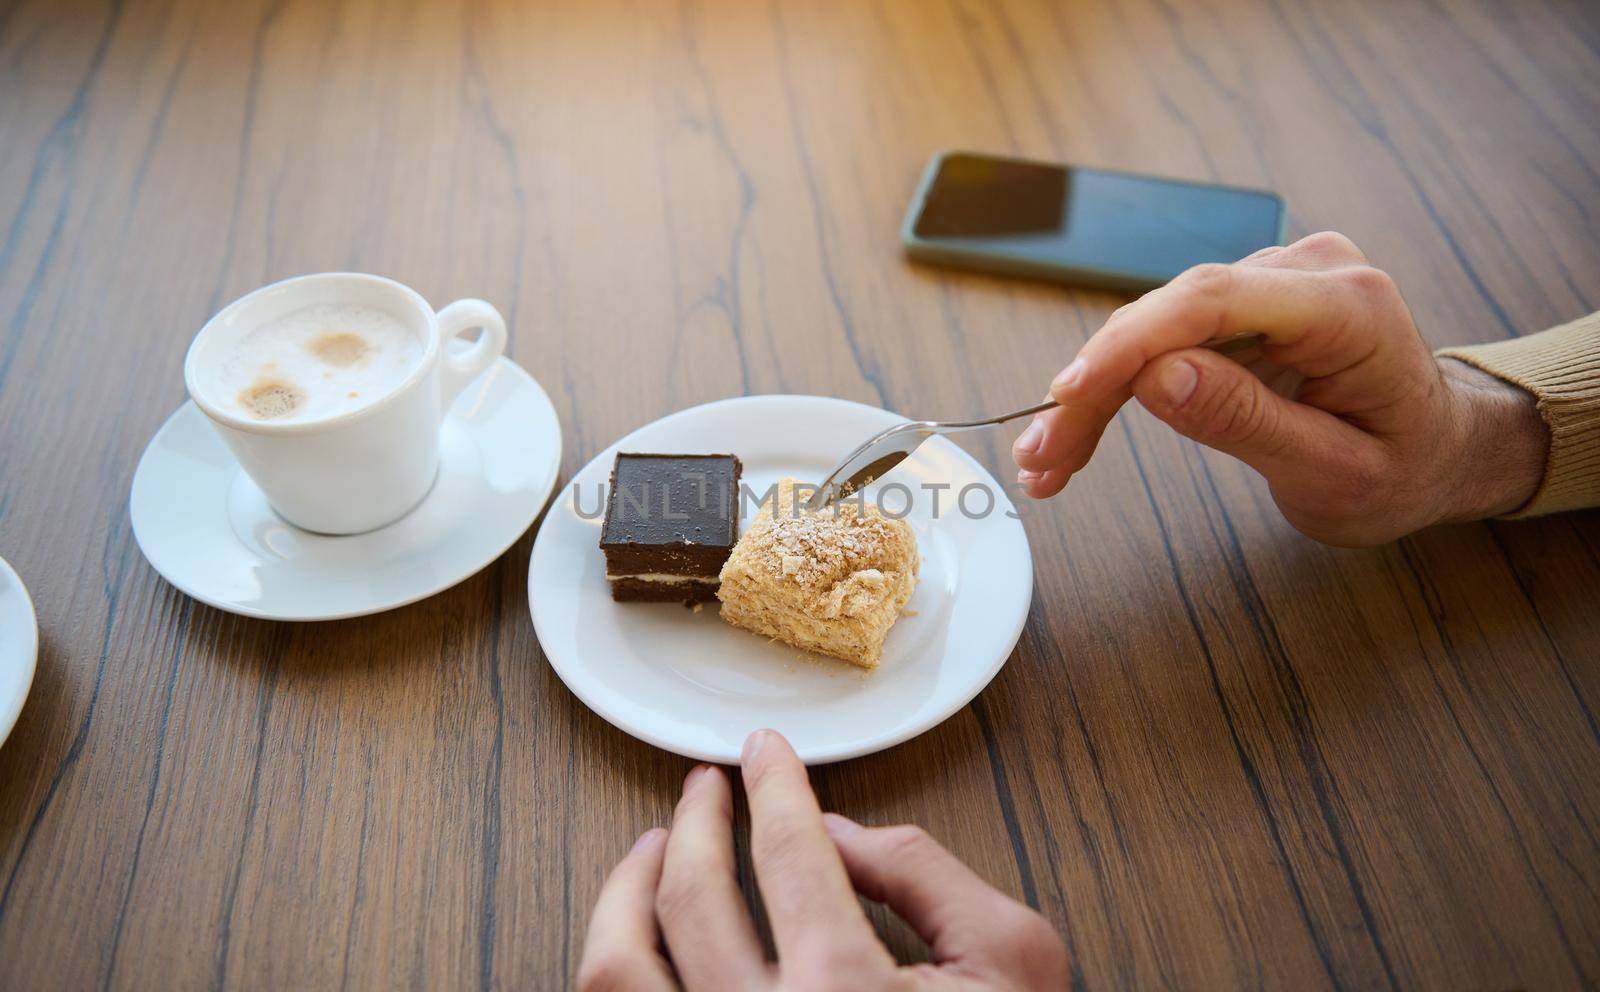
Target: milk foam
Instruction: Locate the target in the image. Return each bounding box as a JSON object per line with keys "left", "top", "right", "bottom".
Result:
{"left": 203, "top": 303, "right": 422, "bottom": 423}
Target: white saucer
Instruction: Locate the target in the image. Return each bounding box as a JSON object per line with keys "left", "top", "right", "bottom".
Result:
{"left": 0, "top": 556, "right": 38, "bottom": 748}
{"left": 528, "top": 395, "right": 1033, "bottom": 764}
{"left": 131, "top": 357, "right": 562, "bottom": 621}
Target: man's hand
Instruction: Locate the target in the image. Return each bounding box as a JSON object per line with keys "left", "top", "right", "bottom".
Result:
{"left": 577, "top": 730, "right": 1068, "bottom": 991}
{"left": 1011, "top": 232, "right": 1548, "bottom": 546}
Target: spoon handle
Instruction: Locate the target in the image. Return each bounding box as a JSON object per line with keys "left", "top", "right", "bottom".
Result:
{"left": 935, "top": 333, "right": 1263, "bottom": 435}
{"left": 929, "top": 399, "right": 1059, "bottom": 434}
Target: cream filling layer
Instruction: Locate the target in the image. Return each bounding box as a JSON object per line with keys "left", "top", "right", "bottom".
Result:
{"left": 606, "top": 573, "right": 720, "bottom": 584}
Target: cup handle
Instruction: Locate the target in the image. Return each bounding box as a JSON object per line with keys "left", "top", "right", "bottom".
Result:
{"left": 435, "top": 299, "right": 508, "bottom": 407}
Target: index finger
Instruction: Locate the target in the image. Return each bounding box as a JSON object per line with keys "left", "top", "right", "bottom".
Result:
{"left": 740, "top": 730, "right": 887, "bottom": 967}
{"left": 1057, "top": 263, "right": 1377, "bottom": 405}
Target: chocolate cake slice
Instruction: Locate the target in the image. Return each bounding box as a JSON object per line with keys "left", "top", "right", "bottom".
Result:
{"left": 600, "top": 453, "right": 742, "bottom": 604}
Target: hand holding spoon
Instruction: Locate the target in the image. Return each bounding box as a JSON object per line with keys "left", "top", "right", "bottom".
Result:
{"left": 805, "top": 334, "right": 1261, "bottom": 510}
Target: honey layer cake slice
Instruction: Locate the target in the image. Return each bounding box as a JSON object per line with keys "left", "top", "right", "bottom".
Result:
{"left": 717, "top": 478, "right": 917, "bottom": 668}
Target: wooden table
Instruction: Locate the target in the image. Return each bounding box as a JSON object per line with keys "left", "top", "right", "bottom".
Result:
{"left": 3, "top": 0, "right": 1598, "bottom": 987}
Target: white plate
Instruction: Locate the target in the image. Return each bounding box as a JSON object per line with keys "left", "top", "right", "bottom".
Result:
{"left": 0, "top": 555, "right": 38, "bottom": 749}
{"left": 528, "top": 395, "right": 1032, "bottom": 764}
{"left": 130, "top": 357, "right": 562, "bottom": 621}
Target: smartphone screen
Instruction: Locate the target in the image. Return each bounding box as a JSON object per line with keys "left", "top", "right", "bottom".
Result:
{"left": 906, "top": 152, "right": 1285, "bottom": 291}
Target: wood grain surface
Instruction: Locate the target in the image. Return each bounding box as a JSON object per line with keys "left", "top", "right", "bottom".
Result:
{"left": 2, "top": 0, "right": 1599, "bottom": 987}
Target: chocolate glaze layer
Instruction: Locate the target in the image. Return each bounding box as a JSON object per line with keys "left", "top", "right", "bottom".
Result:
{"left": 600, "top": 453, "right": 742, "bottom": 579}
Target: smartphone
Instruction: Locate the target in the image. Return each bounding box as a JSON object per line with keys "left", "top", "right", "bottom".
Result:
{"left": 902, "top": 151, "right": 1287, "bottom": 293}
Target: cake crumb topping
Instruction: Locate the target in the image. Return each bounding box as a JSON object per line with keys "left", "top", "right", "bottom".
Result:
{"left": 754, "top": 499, "right": 907, "bottom": 591}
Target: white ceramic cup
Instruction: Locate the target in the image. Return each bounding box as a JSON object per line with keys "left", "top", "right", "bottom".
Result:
{"left": 183, "top": 273, "right": 507, "bottom": 535}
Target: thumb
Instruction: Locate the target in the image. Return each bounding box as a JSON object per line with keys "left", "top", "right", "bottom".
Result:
{"left": 1133, "top": 347, "right": 1358, "bottom": 481}
{"left": 823, "top": 814, "right": 1054, "bottom": 965}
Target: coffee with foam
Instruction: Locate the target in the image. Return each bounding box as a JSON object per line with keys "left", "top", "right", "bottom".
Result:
{"left": 200, "top": 303, "right": 422, "bottom": 423}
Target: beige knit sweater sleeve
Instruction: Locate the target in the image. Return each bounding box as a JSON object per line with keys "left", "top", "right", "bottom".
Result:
{"left": 1437, "top": 311, "right": 1600, "bottom": 518}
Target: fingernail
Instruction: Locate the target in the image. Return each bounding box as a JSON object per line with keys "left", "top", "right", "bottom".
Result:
{"left": 742, "top": 729, "right": 773, "bottom": 763}
{"left": 684, "top": 764, "right": 711, "bottom": 788}
{"left": 1051, "top": 358, "right": 1085, "bottom": 393}
{"left": 822, "top": 813, "right": 862, "bottom": 838}
{"left": 632, "top": 828, "right": 664, "bottom": 852}
{"left": 1014, "top": 418, "right": 1044, "bottom": 455}
{"left": 1159, "top": 360, "right": 1199, "bottom": 407}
